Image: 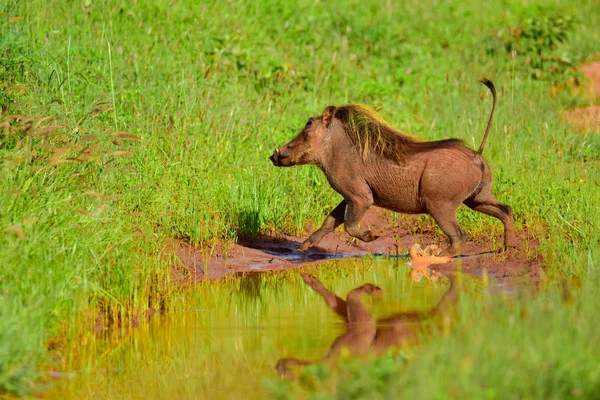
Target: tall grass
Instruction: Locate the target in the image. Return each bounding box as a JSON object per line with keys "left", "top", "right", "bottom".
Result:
{"left": 0, "top": 0, "right": 599, "bottom": 395}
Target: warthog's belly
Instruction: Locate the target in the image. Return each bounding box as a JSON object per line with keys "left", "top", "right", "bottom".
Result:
{"left": 367, "top": 163, "right": 425, "bottom": 214}
{"left": 373, "top": 195, "right": 424, "bottom": 214}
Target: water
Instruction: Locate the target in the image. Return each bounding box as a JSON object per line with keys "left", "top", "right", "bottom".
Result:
{"left": 49, "top": 257, "right": 452, "bottom": 399}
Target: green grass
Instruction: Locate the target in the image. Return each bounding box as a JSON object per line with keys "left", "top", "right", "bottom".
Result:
{"left": 0, "top": 0, "right": 599, "bottom": 396}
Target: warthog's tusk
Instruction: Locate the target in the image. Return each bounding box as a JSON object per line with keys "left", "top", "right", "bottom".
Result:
{"left": 275, "top": 148, "right": 280, "bottom": 155}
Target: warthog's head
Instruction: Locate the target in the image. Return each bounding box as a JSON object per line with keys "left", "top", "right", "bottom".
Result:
{"left": 270, "top": 106, "right": 336, "bottom": 167}
{"left": 355, "top": 283, "right": 384, "bottom": 297}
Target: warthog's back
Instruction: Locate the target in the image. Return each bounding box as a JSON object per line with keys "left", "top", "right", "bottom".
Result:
{"left": 364, "top": 143, "right": 481, "bottom": 214}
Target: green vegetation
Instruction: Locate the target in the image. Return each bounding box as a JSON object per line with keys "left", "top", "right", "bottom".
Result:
{"left": 0, "top": 0, "right": 599, "bottom": 397}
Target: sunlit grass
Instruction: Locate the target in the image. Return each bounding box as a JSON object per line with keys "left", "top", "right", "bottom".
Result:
{"left": 0, "top": 0, "right": 599, "bottom": 396}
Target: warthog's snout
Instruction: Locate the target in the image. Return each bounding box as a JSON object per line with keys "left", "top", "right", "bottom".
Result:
{"left": 270, "top": 148, "right": 288, "bottom": 166}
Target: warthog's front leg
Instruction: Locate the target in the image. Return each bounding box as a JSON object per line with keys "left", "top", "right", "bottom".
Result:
{"left": 299, "top": 200, "right": 347, "bottom": 251}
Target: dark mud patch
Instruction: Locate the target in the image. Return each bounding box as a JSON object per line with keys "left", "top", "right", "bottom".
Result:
{"left": 171, "top": 208, "right": 543, "bottom": 285}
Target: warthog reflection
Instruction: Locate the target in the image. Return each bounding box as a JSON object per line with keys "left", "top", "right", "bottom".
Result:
{"left": 275, "top": 273, "right": 458, "bottom": 379}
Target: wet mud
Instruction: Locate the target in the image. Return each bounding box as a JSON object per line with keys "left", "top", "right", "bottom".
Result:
{"left": 170, "top": 208, "right": 543, "bottom": 284}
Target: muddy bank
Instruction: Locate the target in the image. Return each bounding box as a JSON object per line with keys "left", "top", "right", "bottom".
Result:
{"left": 171, "top": 208, "right": 543, "bottom": 284}
{"left": 562, "top": 105, "right": 600, "bottom": 131}
{"left": 562, "top": 60, "right": 600, "bottom": 131}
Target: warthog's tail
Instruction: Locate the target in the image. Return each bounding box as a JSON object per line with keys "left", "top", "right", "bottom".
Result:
{"left": 477, "top": 78, "right": 497, "bottom": 155}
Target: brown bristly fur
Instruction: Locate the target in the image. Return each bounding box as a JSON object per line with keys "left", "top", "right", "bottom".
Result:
{"left": 333, "top": 104, "right": 464, "bottom": 163}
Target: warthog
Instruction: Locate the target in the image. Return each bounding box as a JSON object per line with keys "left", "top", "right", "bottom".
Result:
{"left": 270, "top": 80, "right": 514, "bottom": 256}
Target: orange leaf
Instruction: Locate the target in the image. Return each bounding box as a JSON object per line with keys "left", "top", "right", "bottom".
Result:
{"left": 80, "top": 134, "right": 99, "bottom": 142}
{"left": 112, "top": 131, "right": 141, "bottom": 141}
{"left": 82, "top": 191, "right": 104, "bottom": 199}
{"left": 23, "top": 217, "right": 37, "bottom": 226}
{"left": 5, "top": 225, "right": 25, "bottom": 239}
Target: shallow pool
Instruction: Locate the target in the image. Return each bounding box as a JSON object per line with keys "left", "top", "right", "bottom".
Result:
{"left": 49, "top": 257, "right": 452, "bottom": 399}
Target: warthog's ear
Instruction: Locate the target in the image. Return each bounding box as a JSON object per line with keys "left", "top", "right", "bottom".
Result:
{"left": 322, "top": 106, "right": 337, "bottom": 128}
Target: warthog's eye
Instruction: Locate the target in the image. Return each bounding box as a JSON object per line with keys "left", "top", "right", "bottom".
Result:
{"left": 305, "top": 118, "right": 314, "bottom": 128}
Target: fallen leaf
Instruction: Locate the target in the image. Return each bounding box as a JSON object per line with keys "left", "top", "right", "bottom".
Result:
{"left": 23, "top": 217, "right": 37, "bottom": 226}
{"left": 5, "top": 225, "right": 25, "bottom": 239}
{"left": 80, "top": 134, "right": 99, "bottom": 142}
{"left": 82, "top": 191, "right": 104, "bottom": 199}
{"left": 76, "top": 210, "right": 91, "bottom": 217}
{"left": 112, "top": 132, "right": 141, "bottom": 141}
{"left": 6, "top": 84, "right": 28, "bottom": 93}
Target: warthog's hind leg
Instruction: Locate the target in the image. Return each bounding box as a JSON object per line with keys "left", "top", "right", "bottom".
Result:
{"left": 464, "top": 188, "right": 515, "bottom": 250}
{"left": 428, "top": 203, "right": 466, "bottom": 257}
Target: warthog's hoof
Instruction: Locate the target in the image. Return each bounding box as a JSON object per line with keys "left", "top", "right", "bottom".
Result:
{"left": 298, "top": 241, "right": 311, "bottom": 252}
{"left": 439, "top": 246, "right": 460, "bottom": 257}
{"left": 504, "top": 238, "right": 521, "bottom": 252}
{"left": 361, "top": 232, "right": 380, "bottom": 243}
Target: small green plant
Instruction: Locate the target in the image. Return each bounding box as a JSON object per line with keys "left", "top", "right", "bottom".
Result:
{"left": 1, "top": 42, "right": 28, "bottom": 111}
{"left": 1, "top": 8, "right": 33, "bottom": 111}
{"left": 499, "top": 14, "right": 577, "bottom": 80}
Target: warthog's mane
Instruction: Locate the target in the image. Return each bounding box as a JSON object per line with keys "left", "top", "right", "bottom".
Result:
{"left": 333, "top": 104, "right": 464, "bottom": 162}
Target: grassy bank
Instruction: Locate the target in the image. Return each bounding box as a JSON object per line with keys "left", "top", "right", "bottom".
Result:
{"left": 1, "top": 0, "right": 599, "bottom": 396}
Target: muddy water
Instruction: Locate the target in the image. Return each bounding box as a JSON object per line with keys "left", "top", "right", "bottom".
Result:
{"left": 50, "top": 258, "right": 452, "bottom": 399}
